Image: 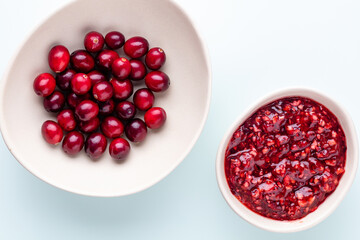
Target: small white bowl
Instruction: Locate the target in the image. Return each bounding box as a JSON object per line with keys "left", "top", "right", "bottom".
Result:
{"left": 216, "top": 87, "right": 358, "bottom": 233}
{"left": 0, "top": 0, "right": 211, "bottom": 197}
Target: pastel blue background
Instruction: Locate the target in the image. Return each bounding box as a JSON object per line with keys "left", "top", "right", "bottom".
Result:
{"left": 1, "top": 0, "right": 360, "bottom": 239}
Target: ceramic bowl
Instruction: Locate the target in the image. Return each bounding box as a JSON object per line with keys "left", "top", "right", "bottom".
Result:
{"left": 0, "top": 0, "right": 211, "bottom": 197}
{"left": 216, "top": 87, "right": 358, "bottom": 232}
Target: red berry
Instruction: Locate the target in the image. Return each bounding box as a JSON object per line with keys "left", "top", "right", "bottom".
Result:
{"left": 115, "top": 101, "right": 136, "bottom": 120}
{"left": 84, "top": 31, "right": 104, "bottom": 52}
{"left": 105, "top": 31, "right": 125, "bottom": 49}
{"left": 70, "top": 50, "right": 95, "bottom": 73}
{"left": 144, "top": 107, "right": 167, "bottom": 129}
{"left": 75, "top": 100, "right": 99, "bottom": 121}
{"left": 85, "top": 133, "right": 107, "bottom": 160}
{"left": 88, "top": 70, "right": 106, "bottom": 86}
{"left": 43, "top": 91, "right": 65, "bottom": 113}
{"left": 109, "top": 138, "right": 130, "bottom": 161}
{"left": 101, "top": 116, "right": 124, "bottom": 138}
{"left": 33, "top": 73, "right": 56, "bottom": 97}
{"left": 145, "top": 47, "right": 166, "bottom": 70}
{"left": 145, "top": 71, "right": 170, "bottom": 92}
{"left": 92, "top": 81, "right": 113, "bottom": 102}
{"left": 96, "top": 49, "right": 119, "bottom": 71}
{"left": 124, "top": 36, "right": 149, "bottom": 58}
{"left": 56, "top": 69, "right": 76, "bottom": 91}
{"left": 98, "top": 99, "right": 115, "bottom": 116}
{"left": 71, "top": 73, "right": 91, "bottom": 95}
{"left": 57, "top": 109, "right": 77, "bottom": 131}
{"left": 41, "top": 120, "right": 63, "bottom": 145}
{"left": 67, "top": 92, "right": 91, "bottom": 108}
{"left": 129, "top": 59, "right": 147, "bottom": 81}
{"left": 125, "top": 118, "right": 147, "bottom": 142}
{"left": 79, "top": 117, "right": 100, "bottom": 133}
{"left": 111, "top": 57, "right": 131, "bottom": 80}
{"left": 110, "top": 78, "right": 133, "bottom": 101}
{"left": 48, "top": 45, "right": 70, "bottom": 73}
{"left": 133, "top": 88, "right": 154, "bottom": 111}
{"left": 62, "top": 131, "right": 84, "bottom": 155}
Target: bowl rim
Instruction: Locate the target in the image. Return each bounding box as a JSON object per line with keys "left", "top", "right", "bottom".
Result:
{"left": 0, "top": 0, "right": 212, "bottom": 197}
{"left": 215, "top": 86, "right": 359, "bottom": 232}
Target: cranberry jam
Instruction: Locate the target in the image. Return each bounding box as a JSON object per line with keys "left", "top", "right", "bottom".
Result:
{"left": 225, "top": 97, "right": 346, "bottom": 220}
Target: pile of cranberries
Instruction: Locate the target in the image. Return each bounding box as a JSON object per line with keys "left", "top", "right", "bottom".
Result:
{"left": 33, "top": 31, "right": 169, "bottom": 161}
{"left": 225, "top": 97, "right": 346, "bottom": 220}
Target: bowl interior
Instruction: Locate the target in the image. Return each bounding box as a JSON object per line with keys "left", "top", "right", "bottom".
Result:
{"left": 216, "top": 88, "right": 358, "bottom": 232}
{"left": 0, "top": 0, "right": 211, "bottom": 196}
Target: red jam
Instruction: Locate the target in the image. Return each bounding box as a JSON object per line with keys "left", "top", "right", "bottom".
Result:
{"left": 225, "top": 97, "right": 346, "bottom": 220}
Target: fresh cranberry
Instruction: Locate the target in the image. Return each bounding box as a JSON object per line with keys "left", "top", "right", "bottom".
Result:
{"left": 41, "top": 120, "right": 63, "bottom": 145}
{"left": 67, "top": 92, "right": 91, "bottom": 108}
{"left": 105, "top": 31, "right": 125, "bottom": 49}
{"left": 92, "top": 81, "right": 113, "bottom": 102}
{"left": 123, "top": 36, "right": 149, "bottom": 58}
{"left": 145, "top": 47, "right": 166, "bottom": 70}
{"left": 79, "top": 117, "right": 100, "bottom": 133}
{"left": 125, "top": 118, "right": 147, "bottom": 142}
{"left": 115, "top": 101, "right": 136, "bottom": 120}
{"left": 88, "top": 70, "right": 106, "bottom": 86}
{"left": 96, "top": 49, "right": 119, "bottom": 71}
{"left": 33, "top": 73, "right": 56, "bottom": 97}
{"left": 111, "top": 57, "right": 131, "bottom": 80}
{"left": 98, "top": 99, "right": 115, "bottom": 116}
{"left": 48, "top": 45, "right": 70, "bottom": 73}
{"left": 57, "top": 109, "right": 77, "bottom": 131}
{"left": 71, "top": 73, "right": 92, "bottom": 95}
{"left": 109, "top": 138, "right": 130, "bottom": 161}
{"left": 101, "top": 116, "right": 124, "bottom": 138}
{"left": 85, "top": 133, "right": 107, "bottom": 160}
{"left": 56, "top": 69, "right": 76, "bottom": 91}
{"left": 62, "top": 131, "right": 84, "bottom": 155}
{"left": 75, "top": 100, "right": 99, "bottom": 121}
{"left": 84, "top": 31, "right": 104, "bottom": 52}
{"left": 43, "top": 91, "right": 65, "bottom": 113}
{"left": 133, "top": 88, "right": 154, "bottom": 111}
{"left": 70, "top": 50, "right": 95, "bottom": 73}
{"left": 110, "top": 78, "right": 133, "bottom": 101}
{"left": 144, "top": 107, "right": 167, "bottom": 129}
{"left": 129, "top": 59, "right": 147, "bottom": 81}
{"left": 145, "top": 71, "right": 170, "bottom": 92}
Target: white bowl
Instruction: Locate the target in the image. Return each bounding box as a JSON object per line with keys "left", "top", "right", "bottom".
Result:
{"left": 0, "top": 0, "right": 211, "bottom": 197}
{"left": 216, "top": 87, "right": 358, "bottom": 233}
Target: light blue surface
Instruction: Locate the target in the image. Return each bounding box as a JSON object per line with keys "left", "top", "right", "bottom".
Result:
{"left": 1, "top": 0, "right": 360, "bottom": 239}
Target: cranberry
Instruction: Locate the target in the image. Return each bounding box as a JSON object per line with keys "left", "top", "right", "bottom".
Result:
{"left": 92, "top": 81, "right": 113, "bottom": 102}
{"left": 88, "top": 70, "right": 106, "bottom": 86}
{"left": 133, "top": 88, "right": 154, "bottom": 111}
{"left": 79, "top": 117, "right": 100, "bottom": 133}
{"left": 62, "top": 131, "right": 84, "bottom": 155}
{"left": 144, "top": 107, "right": 166, "bottom": 129}
{"left": 110, "top": 78, "right": 133, "bottom": 101}
{"left": 123, "top": 36, "right": 149, "bottom": 58}
{"left": 129, "top": 59, "right": 147, "bottom": 81}
{"left": 145, "top": 71, "right": 170, "bottom": 92}
{"left": 48, "top": 45, "right": 70, "bottom": 73}
{"left": 67, "top": 92, "right": 91, "bottom": 108}
{"left": 145, "top": 47, "right": 166, "bottom": 70}
{"left": 84, "top": 31, "right": 104, "bottom": 52}
{"left": 85, "top": 133, "right": 107, "bottom": 160}
{"left": 41, "top": 120, "right": 63, "bottom": 145}
{"left": 98, "top": 99, "right": 115, "bottom": 116}
{"left": 56, "top": 69, "right": 76, "bottom": 91}
{"left": 125, "top": 118, "right": 147, "bottom": 142}
{"left": 101, "top": 116, "right": 124, "bottom": 138}
{"left": 105, "top": 31, "right": 125, "bottom": 49}
{"left": 33, "top": 73, "right": 56, "bottom": 97}
{"left": 43, "top": 91, "right": 65, "bottom": 113}
{"left": 75, "top": 100, "right": 99, "bottom": 121}
{"left": 96, "top": 49, "right": 119, "bottom": 71}
{"left": 71, "top": 73, "right": 92, "bottom": 95}
{"left": 115, "top": 101, "right": 136, "bottom": 120}
{"left": 111, "top": 57, "right": 131, "bottom": 80}
{"left": 109, "top": 138, "right": 130, "bottom": 161}
{"left": 70, "top": 50, "right": 95, "bottom": 73}
{"left": 57, "top": 109, "right": 76, "bottom": 131}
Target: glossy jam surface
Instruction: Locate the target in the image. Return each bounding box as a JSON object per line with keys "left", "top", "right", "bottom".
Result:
{"left": 224, "top": 97, "right": 346, "bottom": 221}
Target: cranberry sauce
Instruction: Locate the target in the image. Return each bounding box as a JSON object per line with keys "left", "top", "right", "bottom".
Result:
{"left": 224, "top": 97, "right": 346, "bottom": 220}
